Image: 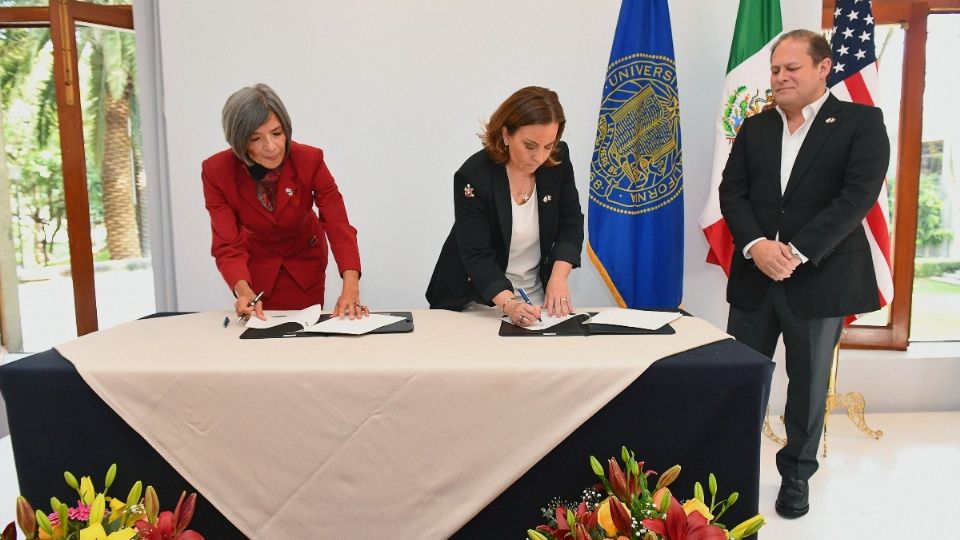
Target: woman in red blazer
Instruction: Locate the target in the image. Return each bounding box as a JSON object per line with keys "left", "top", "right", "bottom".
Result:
{"left": 202, "top": 83, "right": 366, "bottom": 320}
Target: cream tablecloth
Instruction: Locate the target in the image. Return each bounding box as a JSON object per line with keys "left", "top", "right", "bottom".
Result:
{"left": 55, "top": 308, "right": 728, "bottom": 539}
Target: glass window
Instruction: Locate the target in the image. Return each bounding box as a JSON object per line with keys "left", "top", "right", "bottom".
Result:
{"left": 910, "top": 13, "right": 960, "bottom": 341}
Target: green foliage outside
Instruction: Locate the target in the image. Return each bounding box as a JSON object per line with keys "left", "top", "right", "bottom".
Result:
{"left": 1, "top": 22, "right": 141, "bottom": 268}
{"left": 914, "top": 258, "right": 960, "bottom": 278}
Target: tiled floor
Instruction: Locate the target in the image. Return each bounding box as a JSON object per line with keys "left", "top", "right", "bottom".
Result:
{"left": 1, "top": 412, "right": 957, "bottom": 537}
{"left": 758, "top": 411, "right": 959, "bottom": 538}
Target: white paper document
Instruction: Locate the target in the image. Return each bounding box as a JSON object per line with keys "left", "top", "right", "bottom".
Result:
{"left": 583, "top": 308, "right": 681, "bottom": 330}
{"left": 501, "top": 313, "right": 576, "bottom": 331}
{"left": 243, "top": 304, "right": 324, "bottom": 330}
{"left": 301, "top": 313, "right": 406, "bottom": 335}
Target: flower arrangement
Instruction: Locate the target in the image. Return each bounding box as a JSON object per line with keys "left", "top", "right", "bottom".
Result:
{"left": 527, "top": 447, "right": 765, "bottom": 540}
{"left": 2, "top": 464, "right": 203, "bottom": 540}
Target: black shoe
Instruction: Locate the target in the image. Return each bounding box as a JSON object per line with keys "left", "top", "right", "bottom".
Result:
{"left": 775, "top": 476, "right": 809, "bottom": 518}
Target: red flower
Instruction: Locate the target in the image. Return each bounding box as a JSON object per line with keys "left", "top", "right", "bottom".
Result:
{"left": 609, "top": 496, "right": 632, "bottom": 534}
{"left": 642, "top": 494, "right": 726, "bottom": 540}
{"left": 135, "top": 492, "right": 203, "bottom": 540}
{"left": 535, "top": 502, "right": 600, "bottom": 540}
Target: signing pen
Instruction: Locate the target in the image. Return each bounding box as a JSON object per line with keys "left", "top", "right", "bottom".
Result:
{"left": 237, "top": 291, "right": 265, "bottom": 323}
{"left": 516, "top": 287, "right": 543, "bottom": 323}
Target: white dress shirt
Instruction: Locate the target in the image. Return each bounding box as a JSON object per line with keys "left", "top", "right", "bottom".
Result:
{"left": 743, "top": 89, "right": 831, "bottom": 263}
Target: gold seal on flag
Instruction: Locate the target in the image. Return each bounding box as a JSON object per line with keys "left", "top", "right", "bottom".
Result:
{"left": 590, "top": 52, "right": 682, "bottom": 215}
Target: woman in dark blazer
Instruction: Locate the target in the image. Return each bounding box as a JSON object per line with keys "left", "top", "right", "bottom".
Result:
{"left": 426, "top": 86, "right": 584, "bottom": 326}
{"left": 202, "top": 83, "right": 368, "bottom": 321}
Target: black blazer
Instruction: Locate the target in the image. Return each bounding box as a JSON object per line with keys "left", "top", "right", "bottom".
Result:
{"left": 719, "top": 94, "right": 890, "bottom": 319}
{"left": 426, "top": 141, "right": 584, "bottom": 310}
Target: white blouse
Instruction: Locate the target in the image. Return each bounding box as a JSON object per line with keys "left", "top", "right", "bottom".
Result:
{"left": 505, "top": 187, "right": 543, "bottom": 304}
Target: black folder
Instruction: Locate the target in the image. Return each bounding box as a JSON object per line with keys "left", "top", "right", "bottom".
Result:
{"left": 498, "top": 312, "right": 679, "bottom": 337}
{"left": 239, "top": 311, "right": 414, "bottom": 339}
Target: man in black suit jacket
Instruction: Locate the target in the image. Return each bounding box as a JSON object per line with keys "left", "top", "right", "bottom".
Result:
{"left": 719, "top": 30, "right": 889, "bottom": 519}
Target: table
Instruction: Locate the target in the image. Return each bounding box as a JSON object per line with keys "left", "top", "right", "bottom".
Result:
{"left": 1, "top": 315, "right": 772, "bottom": 538}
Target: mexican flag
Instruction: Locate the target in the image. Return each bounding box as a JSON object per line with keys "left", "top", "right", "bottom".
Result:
{"left": 699, "top": 0, "right": 782, "bottom": 275}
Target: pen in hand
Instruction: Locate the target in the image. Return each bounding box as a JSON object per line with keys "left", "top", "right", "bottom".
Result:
{"left": 517, "top": 288, "right": 543, "bottom": 323}
{"left": 237, "top": 291, "right": 265, "bottom": 323}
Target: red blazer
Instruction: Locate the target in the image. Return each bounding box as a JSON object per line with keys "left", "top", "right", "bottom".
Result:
{"left": 201, "top": 141, "right": 361, "bottom": 307}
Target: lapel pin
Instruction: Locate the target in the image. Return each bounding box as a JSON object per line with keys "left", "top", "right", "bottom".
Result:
{"left": 463, "top": 184, "right": 475, "bottom": 198}
{"left": 825, "top": 117, "right": 836, "bottom": 124}
{"left": 542, "top": 195, "right": 552, "bottom": 203}
{"left": 285, "top": 187, "right": 294, "bottom": 196}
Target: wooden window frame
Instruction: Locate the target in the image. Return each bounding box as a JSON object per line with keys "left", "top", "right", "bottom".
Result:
{"left": 822, "top": 0, "right": 960, "bottom": 350}
{"left": 0, "top": 1, "right": 133, "bottom": 337}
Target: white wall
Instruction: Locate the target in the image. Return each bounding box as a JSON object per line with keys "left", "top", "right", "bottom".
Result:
{"left": 143, "top": 1, "right": 960, "bottom": 414}
{"left": 149, "top": 0, "right": 817, "bottom": 323}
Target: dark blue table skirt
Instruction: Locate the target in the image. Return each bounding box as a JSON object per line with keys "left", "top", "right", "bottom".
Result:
{"left": 1, "top": 333, "right": 772, "bottom": 539}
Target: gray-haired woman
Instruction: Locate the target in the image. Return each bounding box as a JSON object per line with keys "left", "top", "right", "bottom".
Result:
{"left": 202, "top": 83, "right": 367, "bottom": 321}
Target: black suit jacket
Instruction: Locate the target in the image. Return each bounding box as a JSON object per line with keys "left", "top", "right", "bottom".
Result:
{"left": 426, "top": 141, "right": 584, "bottom": 310}
{"left": 719, "top": 93, "right": 890, "bottom": 319}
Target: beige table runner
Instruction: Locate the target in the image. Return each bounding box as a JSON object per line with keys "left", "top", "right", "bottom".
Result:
{"left": 55, "top": 308, "right": 728, "bottom": 539}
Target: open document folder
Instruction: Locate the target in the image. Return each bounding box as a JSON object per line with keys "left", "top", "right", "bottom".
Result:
{"left": 499, "top": 309, "right": 682, "bottom": 337}
{"left": 240, "top": 304, "right": 413, "bottom": 339}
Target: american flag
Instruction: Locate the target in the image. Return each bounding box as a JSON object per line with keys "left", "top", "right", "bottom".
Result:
{"left": 827, "top": 0, "right": 894, "bottom": 321}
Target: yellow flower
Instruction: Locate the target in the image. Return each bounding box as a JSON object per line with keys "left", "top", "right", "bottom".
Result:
{"left": 88, "top": 494, "right": 106, "bottom": 525}
{"left": 109, "top": 497, "right": 126, "bottom": 523}
{"left": 79, "top": 476, "right": 96, "bottom": 505}
{"left": 597, "top": 499, "right": 617, "bottom": 537}
{"left": 728, "top": 514, "right": 765, "bottom": 539}
{"left": 682, "top": 497, "right": 714, "bottom": 521}
{"left": 79, "top": 522, "right": 137, "bottom": 540}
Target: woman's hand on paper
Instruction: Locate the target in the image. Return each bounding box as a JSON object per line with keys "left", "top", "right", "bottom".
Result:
{"left": 334, "top": 270, "right": 369, "bottom": 319}
{"left": 544, "top": 274, "right": 573, "bottom": 317}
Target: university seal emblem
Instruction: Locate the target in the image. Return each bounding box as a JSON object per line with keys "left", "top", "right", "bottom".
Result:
{"left": 590, "top": 52, "right": 682, "bottom": 215}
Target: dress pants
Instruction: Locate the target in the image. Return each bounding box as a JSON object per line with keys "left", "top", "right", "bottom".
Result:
{"left": 727, "top": 282, "right": 843, "bottom": 480}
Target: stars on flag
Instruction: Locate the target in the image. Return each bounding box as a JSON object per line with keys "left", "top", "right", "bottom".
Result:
{"left": 828, "top": 0, "right": 877, "bottom": 88}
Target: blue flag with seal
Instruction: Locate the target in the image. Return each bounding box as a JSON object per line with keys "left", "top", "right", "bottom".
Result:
{"left": 588, "top": 0, "right": 683, "bottom": 309}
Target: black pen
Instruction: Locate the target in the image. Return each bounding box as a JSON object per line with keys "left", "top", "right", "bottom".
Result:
{"left": 517, "top": 288, "right": 543, "bottom": 323}
{"left": 237, "top": 291, "right": 265, "bottom": 323}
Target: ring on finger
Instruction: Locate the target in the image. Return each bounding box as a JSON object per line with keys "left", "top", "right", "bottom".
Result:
{"left": 560, "top": 298, "right": 568, "bottom": 303}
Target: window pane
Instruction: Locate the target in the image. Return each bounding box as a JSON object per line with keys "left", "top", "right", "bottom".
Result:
{"left": 0, "top": 27, "right": 76, "bottom": 352}
{"left": 0, "top": 1, "right": 49, "bottom": 6}
{"left": 76, "top": 25, "right": 156, "bottom": 333}
{"left": 911, "top": 13, "right": 960, "bottom": 342}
